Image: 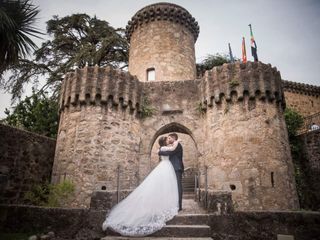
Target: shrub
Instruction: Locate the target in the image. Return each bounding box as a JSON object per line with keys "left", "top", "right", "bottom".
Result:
{"left": 24, "top": 180, "right": 75, "bottom": 207}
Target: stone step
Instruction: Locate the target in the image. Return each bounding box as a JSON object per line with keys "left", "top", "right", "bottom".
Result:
{"left": 152, "top": 225, "right": 211, "bottom": 238}
{"left": 182, "top": 184, "right": 195, "bottom": 188}
{"left": 183, "top": 187, "right": 195, "bottom": 191}
{"left": 168, "top": 214, "right": 209, "bottom": 225}
{"left": 183, "top": 193, "right": 195, "bottom": 199}
{"left": 179, "top": 199, "right": 207, "bottom": 214}
{"left": 102, "top": 237, "right": 213, "bottom": 240}
{"left": 104, "top": 225, "right": 211, "bottom": 238}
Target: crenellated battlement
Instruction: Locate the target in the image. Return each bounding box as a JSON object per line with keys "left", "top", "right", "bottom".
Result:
{"left": 125, "top": 2, "right": 199, "bottom": 42}
{"left": 282, "top": 79, "right": 320, "bottom": 96}
{"left": 200, "top": 61, "right": 284, "bottom": 107}
{"left": 59, "top": 66, "right": 142, "bottom": 112}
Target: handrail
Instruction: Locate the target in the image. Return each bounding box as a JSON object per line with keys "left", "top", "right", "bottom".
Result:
{"left": 204, "top": 166, "right": 208, "bottom": 208}
{"left": 117, "top": 165, "right": 120, "bottom": 203}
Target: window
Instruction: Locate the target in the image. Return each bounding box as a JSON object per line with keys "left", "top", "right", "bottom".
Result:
{"left": 147, "top": 68, "right": 155, "bottom": 81}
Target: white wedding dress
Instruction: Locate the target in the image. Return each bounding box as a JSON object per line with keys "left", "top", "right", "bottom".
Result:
{"left": 102, "top": 143, "right": 179, "bottom": 236}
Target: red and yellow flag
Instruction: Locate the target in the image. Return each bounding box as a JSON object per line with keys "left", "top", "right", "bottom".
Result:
{"left": 242, "top": 37, "right": 247, "bottom": 63}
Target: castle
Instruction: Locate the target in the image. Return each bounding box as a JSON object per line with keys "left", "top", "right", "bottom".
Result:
{"left": 51, "top": 2, "right": 311, "bottom": 210}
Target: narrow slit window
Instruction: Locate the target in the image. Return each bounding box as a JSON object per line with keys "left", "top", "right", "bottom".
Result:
{"left": 271, "top": 172, "right": 275, "bottom": 187}
{"left": 147, "top": 68, "right": 155, "bottom": 81}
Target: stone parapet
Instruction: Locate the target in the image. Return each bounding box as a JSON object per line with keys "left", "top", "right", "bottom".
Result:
{"left": 59, "top": 66, "right": 142, "bottom": 112}
{"left": 282, "top": 79, "right": 320, "bottom": 96}
{"left": 196, "top": 190, "right": 233, "bottom": 215}
{"left": 125, "top": 2, "right": 199, "bottom": 42}
{"left": 200, "top": 61, "right": 284, "bottom": 107}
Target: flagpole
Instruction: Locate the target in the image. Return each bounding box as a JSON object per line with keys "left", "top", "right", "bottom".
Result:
{"left": 228, "top": 43, "right": 235, "bottom": 63}
{"left": 248, "top": 24, "right": 253, "bottom": 37}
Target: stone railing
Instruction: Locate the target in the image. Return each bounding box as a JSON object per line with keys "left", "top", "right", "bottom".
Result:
{"left": 298, "top": 112, "right": 320, "bottom": 134}
{"left": 125, "top": 2, "right": 199, "bottom": 42}
{"left": 200, "top": 61, "right": 284, "bottom": 108}
{"left": 196, "top": 189, "right": 233, "bottom": 215}
{"left": 59, "top": 66, "right": 142, "bottom": 112}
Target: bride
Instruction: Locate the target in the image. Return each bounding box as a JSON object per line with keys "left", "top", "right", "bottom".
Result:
{"left": 102, "top": 136, "right": 179, "bottom": 236}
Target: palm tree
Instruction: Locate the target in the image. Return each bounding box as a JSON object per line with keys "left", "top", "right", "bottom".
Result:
{"left": 0, "top": 0, "right": 42, "bottom": 74}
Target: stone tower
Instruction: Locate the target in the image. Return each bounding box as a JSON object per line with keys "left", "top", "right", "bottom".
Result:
{"left": 52, "top": 2, "right": 299, "bottom": 210}
{"left": 126, "top": 3, "right": 199, "bottom": 81}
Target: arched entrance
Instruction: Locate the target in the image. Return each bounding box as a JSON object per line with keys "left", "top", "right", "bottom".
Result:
{"left": 138, "top": 121, "right": 203, "bottom": 184}
{"left": 144, "top": 122, "right": 200, "bottom": 195}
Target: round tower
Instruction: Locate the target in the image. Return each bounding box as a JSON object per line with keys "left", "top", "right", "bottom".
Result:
{"left": 52, "top": 66, "right": 142, "bottom": 208}
{"left": 199, "top": 62, "right": 300, "bottom": 210}
{"left": 126, "top": 3, "right": 199, "bottom": 82}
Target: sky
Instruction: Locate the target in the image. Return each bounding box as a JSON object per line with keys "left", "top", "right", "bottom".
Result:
{"left": 1, "top": 0, "right": 320, "bottom": 118}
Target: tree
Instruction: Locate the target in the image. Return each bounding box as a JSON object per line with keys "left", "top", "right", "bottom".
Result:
{"left": 1, "top": 13, "right": 129, "bottom": 101}
{"left": 196, "top": 53, "right": 232, "bottom": 78}
{"left": 2, "top": 91, "right": 59, "bottom": 138}
{"left": 0, "top": 0, "right": 42, "bottom": 74}
{"left": 284, "top": 107, "right": 304, "bottom": 139}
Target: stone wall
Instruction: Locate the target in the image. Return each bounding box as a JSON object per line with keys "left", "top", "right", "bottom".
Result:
{"left": 282, "top": 80, "right": 320, "bottom": 117}
{"left": 284, "top": 91, "right": 320, "bottom": 117}
{"left": 138, "top": 79, "right": 205, "bottom": 180}
{"left": 0, "top": 124, "right": 56, "bottom": 204}
{"left": 52, "top": 105, "right": 141, "bottom": 208}
{"left": 127, "top": 3, "right": 198, "bottom": 82}
{"left": 1, "top": 205, "right": 319, "bottom": 240}
{"left": 295, "top": 129, "right": 320, "bottom": 210}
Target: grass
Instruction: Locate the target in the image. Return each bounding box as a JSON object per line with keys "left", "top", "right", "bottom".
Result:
{"left": 0, "top": 232, "right": 37, "bottom": 240}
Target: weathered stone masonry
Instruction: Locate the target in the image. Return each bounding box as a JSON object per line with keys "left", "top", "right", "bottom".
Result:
{"left": 0, "top": 124, "right": 56, "bottom": 204}
{"left": 127, "top": 3, "right": 199, "bottom": 82}
{"left": 283, "top": 80, "right": 320, "bottom": 117}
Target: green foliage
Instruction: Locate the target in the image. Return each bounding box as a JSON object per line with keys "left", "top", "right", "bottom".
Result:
{"left": 196, "top": 102, "right": 206, "bottom": 116}
{"left": 140, "top": 96, "right": 156, "bottom": 118}
{"left": 229, "top": 79, "right": 239, "bottom": 88}
{"left": 284, "top": 107, "right": 304, "bottom": 138}
{"left": 23, "top": 181, "right": 51, "bottom": 206}
{"left": 1, "top": 13, "right": 128, "bottom": 101}
{"left": 23, "top": 180, "right": 75, "bottom": 207}
{"left": 0, "top": 0, "right": 42, "bottom": 75}
{"left": 2, "top": 91, "right": 59, "bottom": 138}
{"left": 196, "top": 53, "right": 234, "bottom": 78}
{"left": 47, "top": 180, "right": 75, "bottom": 207}
{"left": 0, "top": 232, "right": 38, "bottom": 240}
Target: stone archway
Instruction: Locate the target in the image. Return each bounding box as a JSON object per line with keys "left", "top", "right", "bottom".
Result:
{"left": 138, "top": 122, "right": 200, "bottom": 182}
{"left": 148, "top": 122, "right": 198, "bottom": 155}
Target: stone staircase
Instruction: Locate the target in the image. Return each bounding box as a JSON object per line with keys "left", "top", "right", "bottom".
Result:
{"left": 102, "top": 211, "right": 212, "bottom": 239}
{"left": 102, "top": 193, "right": 212, "bottom": 239}
{"left": 102, "top": 172, "right": 214, "bottom": 239}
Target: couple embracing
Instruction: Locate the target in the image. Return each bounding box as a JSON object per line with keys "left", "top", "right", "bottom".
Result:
{"left": 102, "top": 133, "right": 184, "bottom": 236}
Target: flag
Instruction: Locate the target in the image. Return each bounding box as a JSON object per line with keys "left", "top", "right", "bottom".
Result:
{"left": 242, "top": 37, "right": 247, "bottom": 63}
{"left": 228, "top": 43, "right": 235, "bottom": 63}
{"left": 249, "top": 24, "right": 258, "bottom": 62}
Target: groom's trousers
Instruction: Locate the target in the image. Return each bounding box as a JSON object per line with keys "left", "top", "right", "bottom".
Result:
{"left": 175, "top": 170, "right": 183, "bottom": 210}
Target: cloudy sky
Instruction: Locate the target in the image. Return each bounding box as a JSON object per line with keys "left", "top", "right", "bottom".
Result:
{"left": 1, "top": 0, "right": 320, "bottom": 118}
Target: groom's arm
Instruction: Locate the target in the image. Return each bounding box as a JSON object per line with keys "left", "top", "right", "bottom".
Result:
{"left": 159, "top": 141, "right": 178, "bottom": 152}
{"left": 159, "top": 143, "right": 181, "bottom": 156}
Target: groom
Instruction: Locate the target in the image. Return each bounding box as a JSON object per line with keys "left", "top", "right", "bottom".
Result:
{"left": 158, "top": 133, "right": 184, "bottom": 211}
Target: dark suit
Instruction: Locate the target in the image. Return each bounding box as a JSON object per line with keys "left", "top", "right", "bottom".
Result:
{"left": 158, "top": 142, "right": 184, "bottom": 210}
